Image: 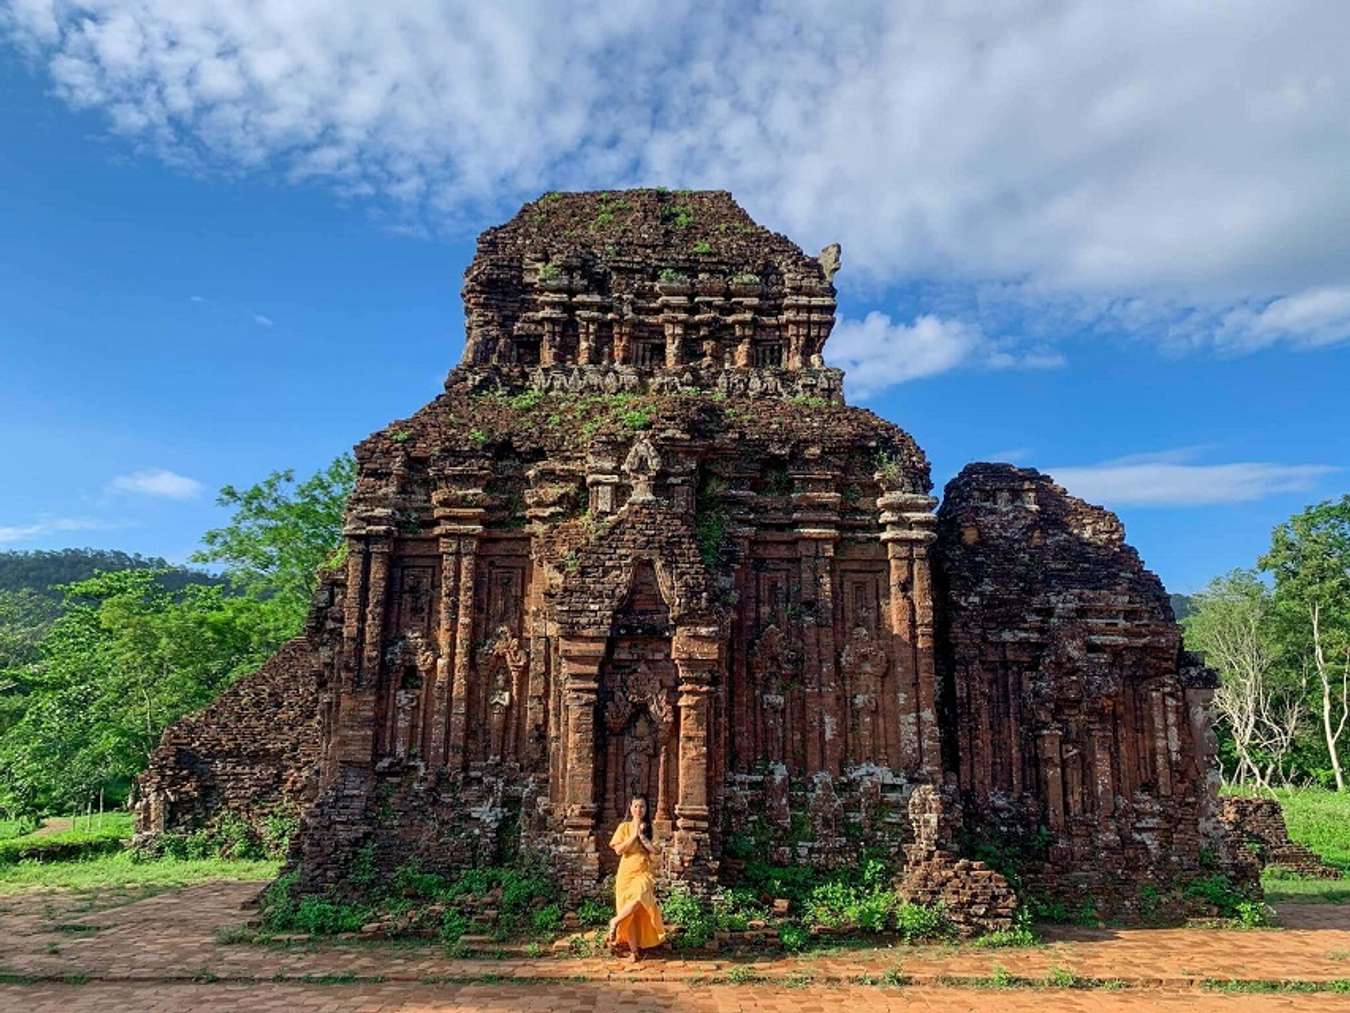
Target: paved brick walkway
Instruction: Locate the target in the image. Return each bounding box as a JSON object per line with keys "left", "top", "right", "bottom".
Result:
{"left": 2, "top": 881, "right": 1348, "bottom": 1010}
{"left": 4, "top": 981, "right": 1350, "bottom": 1012}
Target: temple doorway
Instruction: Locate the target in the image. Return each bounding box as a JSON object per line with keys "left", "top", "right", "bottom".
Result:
{"left": 595, "top": 561, "right": 678, "bottom": 874}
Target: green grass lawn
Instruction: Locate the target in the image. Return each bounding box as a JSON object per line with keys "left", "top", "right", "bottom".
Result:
{"left": 0, "top": 850, "right": 279, "bottom": 893}
{"left": 1268, "top": 789, "right": 1350, "bottom": 872}
{"left": 0, "top": 811, "right": 133, "bottom": 864}
{"left": 0, "top": 818, "right": 38, "bottom": 841}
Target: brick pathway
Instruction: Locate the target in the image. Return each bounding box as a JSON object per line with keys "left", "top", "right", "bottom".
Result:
{"left": 2, "top": 881, "right": 1348, "bottom": 1010}
{"left": 4, "top": 981, "right": 1350, "bottom": 1012}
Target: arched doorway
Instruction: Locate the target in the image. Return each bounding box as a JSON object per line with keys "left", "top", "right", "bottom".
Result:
{"left": 595, "top": 560, "right": 678, "bottom": 873}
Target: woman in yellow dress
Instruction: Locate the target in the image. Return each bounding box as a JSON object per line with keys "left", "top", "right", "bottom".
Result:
{"left": 606, "top": 797, "right": 666, "bottom": 960}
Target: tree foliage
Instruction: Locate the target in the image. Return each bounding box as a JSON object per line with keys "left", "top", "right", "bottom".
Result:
{"left": 191, "top": 454, "right": 355, "bottom": 630}
{"left": 0, "top": 455, "right": 354, "bottom": 820}
{"left": 0, "top": 571, "right": 291, "bottom": 818}
{"left": 1261, "top": 495, "right": 1350, "bottom": 791}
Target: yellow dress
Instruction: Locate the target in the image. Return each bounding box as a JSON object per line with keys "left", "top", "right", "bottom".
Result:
{"left": 609, "top": 819, "right": 666, "bottom": 951}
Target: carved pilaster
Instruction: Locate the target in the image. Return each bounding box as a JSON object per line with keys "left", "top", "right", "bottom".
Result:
{"left": 878, "top": 491, "right": 940, "bottom": 778}
{"left": 559, "top": 636, "right": 607, "bottom": 832}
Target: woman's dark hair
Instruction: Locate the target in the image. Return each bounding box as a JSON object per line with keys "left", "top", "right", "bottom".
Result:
{"left": 631, "top": 796, "right": 652, "bottom": 840}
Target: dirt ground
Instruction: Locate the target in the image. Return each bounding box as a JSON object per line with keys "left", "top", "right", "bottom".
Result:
{"left": 2, "top": 880, "right": 1348, "bottom": 1011}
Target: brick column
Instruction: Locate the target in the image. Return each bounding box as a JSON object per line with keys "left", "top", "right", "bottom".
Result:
{"left": 432, "top": 484, "right": 486, "bottom": 772}
{"left": 558, "top": 636, "right": 607, "bottom": 832}
{"left": 878, "top": 491, "right": 939, "bottom": 778}
{"left": 670, "top": 626, "right": 720, "bottom": 884}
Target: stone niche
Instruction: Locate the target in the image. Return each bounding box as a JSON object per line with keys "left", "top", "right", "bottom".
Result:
{"left": 136, "top": 190, "right": 1247, "bottom": 927}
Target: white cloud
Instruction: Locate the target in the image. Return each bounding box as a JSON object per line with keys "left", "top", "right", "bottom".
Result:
{"left": 6, "top": 3, "right": 1350, "bottom": 356}
{"left": 828, "top": 312, "right": 982, "bottom": 397}
{"left": 189, "top": 294, "right": 205, "bottom": 302}
{"left": 1046, "top": 450, "right": 1338, "bottom": 507}
{"left": 107, "top": 467, "right": 204, "bottom": 500}
{"left": 0, "top": 516, "right": 116, "bottom": 544}
{"left": 828, "top": 311, "right": 1063, "bottom": 398}
{"left": 1214, "top": 286, "right": 1350, "bottom": 353}
{"left": 253, "top": 313, "right": 274, "bottom": 327}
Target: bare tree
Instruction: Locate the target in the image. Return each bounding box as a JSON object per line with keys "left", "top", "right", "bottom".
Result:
{"left": 1187, "top": 570, "right": 1301, "bottom": 790}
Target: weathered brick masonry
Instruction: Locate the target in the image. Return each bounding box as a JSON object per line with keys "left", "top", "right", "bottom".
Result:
{"left": 1219, "top": 796, "right": 1341, "bottom": 879}
{"left": 135, "top": 637, "right": 322, "bottom": 840}
{"left": 138, "top": 190, "right": 1249, "bottom": 926}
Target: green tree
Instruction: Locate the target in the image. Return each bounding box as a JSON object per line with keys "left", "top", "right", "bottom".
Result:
{"left": 1261, "top": 495, "right": 1350, "bottom": 792}
{"left": 191, "top": 454, "right": 355, "bottom": 632}
{"left": 0, "top": 571, "right": 288, "bottom": 818}
{"left": 0, "top": 589, "right": 59, "bottom": 738}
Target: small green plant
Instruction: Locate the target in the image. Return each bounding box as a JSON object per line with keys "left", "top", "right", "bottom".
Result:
{"left": 731, "top": 272, "right": 761, "bottom": 285}
{"left": 348, "top": 842, "right": 378, "bottom": 889}
{"left": 214, "top": 923, "right": 257, "bottom": 945}
{"left": 507, "top": 390, "right": 544, "bottom": 412}
{"left": 531, "top": 903, "right": 563, "bottom": 936}
{"left": 440, "top": 906, "right": 469, "bottom": 946}
{"left": 468, "top": 428, "right": 488, "bottom": 447}
{"left": 778, "top": 921, "right": 810, "bottom": 952}
{"left": 1234, "top": 899, "right": 1276, "bottom": 928}
{"left": 663, "top": 883, "right": 714, "bottom": 949}
{"left": 879, "top": 965, "right": 909, "bottom": 987}
{"left": 692, "top": 240, "right": 712, "bottom": 254}
{"left": 1185, "top": 872, "right": 1248, "bottom": 916}
{"left": 537, "top": 262, "right": 561, "bottom": 281}
{"left": 619, "top": 408, "right": 652, "bottom": 431}
{"left": 661, "top": 204, "right": 694, "bottom": 229}
{"left": 575, "top": 896, "right": 612, "bottom": 927}
{"left": 391, "top": 429, "right": 412, "bottom": 443}
{"left": 658, "top": 267, "right": 688, "bottom": 284}
{"left": 725, "top": 964, "right": 761, "bottom": 984}
{"left": 1045, "top": 965, "right": 1078, "bottom": 988}
{"left": 789, "top": 394, "right": 827, "bottom": 409}
{"left": 894, "top": 901, "right": 949, "bottom": 941}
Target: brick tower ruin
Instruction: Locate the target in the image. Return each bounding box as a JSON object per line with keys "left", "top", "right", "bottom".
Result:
{"left": 138, "top": 190, "right": 1248, "bottom": 923}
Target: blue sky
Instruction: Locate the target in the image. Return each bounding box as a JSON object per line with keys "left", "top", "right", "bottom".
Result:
{"left": 2, "top": 3, "right": 1348, "bottom": 593}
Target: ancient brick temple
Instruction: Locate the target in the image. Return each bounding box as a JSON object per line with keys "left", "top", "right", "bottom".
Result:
{"left": 139, "top": 190, "right": 1250, "bottom": 921}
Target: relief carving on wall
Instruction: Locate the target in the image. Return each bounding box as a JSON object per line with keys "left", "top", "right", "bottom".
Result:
{"left": 478, "top": 625, "right": 529, "bottom": 762}
{"left": 602, "top": 662, "right": 677, "bottom": 823}
{"left": 841, "top": 624, "right": 888, "bottom": 763}
{"left": 752, "top": 624, "right": 794, "bottom": 764}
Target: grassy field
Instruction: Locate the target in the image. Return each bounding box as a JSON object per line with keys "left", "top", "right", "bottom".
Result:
{"left": 0, "top": 818, "right": 37, "bottom": 841}
{"left": 1268, "top": 789, "right": 1350, "bottom": 871}
{"left": 0, "top": 851, "right": 279, "bottom": 893}
{"left": 0, "top": 811, "right": 277, "bottom": 893}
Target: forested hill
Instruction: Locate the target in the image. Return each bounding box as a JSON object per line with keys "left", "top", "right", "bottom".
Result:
{"left": 1170, "top": 594, "right": 1194, "bottom": 621}
{"left": 0, "top": 549, "right": 223, "bottom": 598}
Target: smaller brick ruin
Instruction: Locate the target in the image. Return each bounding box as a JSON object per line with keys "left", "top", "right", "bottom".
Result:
{"left": 134, "top": 637, "right": 322, "bottom": 843}
{"left": 138, "top": 189, "right": 1257, "bottom": 932}
{"left": 1219, "top": 797, "right": 1342, "bottom": 880}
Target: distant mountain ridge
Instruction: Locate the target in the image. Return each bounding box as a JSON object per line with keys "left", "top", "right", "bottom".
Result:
{"left": 0, "top": 548, "right": 223, "bottom": 599}
{"left": 1170, "top": 593, "right": 1195, "bottom": 622}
